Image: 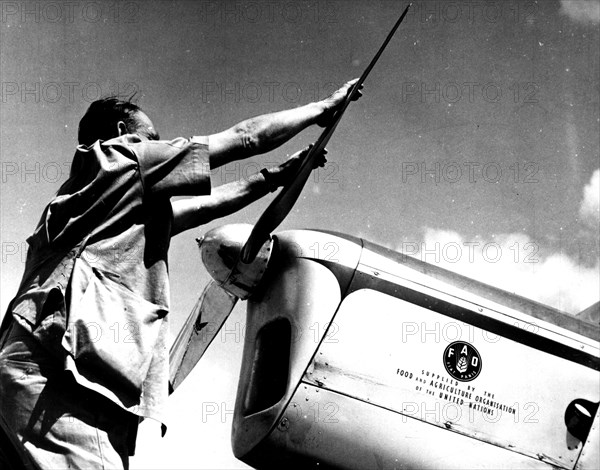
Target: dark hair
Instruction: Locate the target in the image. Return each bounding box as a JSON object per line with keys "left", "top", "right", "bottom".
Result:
{"left": 77, "top": 97, "right": 142, "bottom": 146}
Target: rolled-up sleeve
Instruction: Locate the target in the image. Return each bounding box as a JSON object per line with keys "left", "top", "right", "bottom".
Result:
{"left": 134, "top": 136, "right": 211, "bottom": 198}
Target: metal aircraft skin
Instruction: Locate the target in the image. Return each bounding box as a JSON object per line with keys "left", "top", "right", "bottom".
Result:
{"left": 178, "top": 224, "right": 599, "bottom": 470}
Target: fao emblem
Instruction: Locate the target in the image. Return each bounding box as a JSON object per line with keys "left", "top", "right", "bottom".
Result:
{"left": 443, "top": 341, "right": 482, "bottom": 382}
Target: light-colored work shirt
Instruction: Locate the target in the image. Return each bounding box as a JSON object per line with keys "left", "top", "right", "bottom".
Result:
{"left": 3, "top": 134, "right": 211, "bottom": 427}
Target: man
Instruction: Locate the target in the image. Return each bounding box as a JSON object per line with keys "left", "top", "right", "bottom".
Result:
{"left": 0, "top": 78, "right": 361, "bottom": 469}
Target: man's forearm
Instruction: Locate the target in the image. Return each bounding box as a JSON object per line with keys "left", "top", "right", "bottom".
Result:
{"left": 208, "top": 101, "right": 325, "bottom": 169}
{"left": 206, "top": 79, "right": 359, "bottom": 169}
{"left": 171, "top": 172, "right": 273, "bottom": 235}
{"left": 172, "top": 145, "right": 325, "bottom": 235}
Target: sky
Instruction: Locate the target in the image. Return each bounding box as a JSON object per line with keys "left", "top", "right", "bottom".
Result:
{"left": 0, "top": 0, "right": 599, "bottom": 468}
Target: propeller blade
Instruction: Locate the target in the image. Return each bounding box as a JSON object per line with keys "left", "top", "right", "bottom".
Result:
{"left": 169, "top": 280, "right": 238, "bottom": 392}
{"left": 240, "top": 3, "right": 412, "bottom": 263}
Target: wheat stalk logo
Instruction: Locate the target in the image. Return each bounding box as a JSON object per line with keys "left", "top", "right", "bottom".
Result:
{"left": 456, "top": 356, "right": 468, "bottom": 373}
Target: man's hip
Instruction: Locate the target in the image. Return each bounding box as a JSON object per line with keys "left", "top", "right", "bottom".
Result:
{"left": 0, "top": 320, "right": 136, "bottom": 470}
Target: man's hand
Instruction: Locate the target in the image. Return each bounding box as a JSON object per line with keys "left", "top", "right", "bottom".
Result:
{"left": 271, "top": 145, "right": 327, "bottom": 188}
{"left": 316, "top": 78, "right": 363, "bottom": 127}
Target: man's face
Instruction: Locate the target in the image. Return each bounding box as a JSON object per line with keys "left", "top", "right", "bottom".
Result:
{"left": 134, "top": 111, "right": 160, "bottom": 141}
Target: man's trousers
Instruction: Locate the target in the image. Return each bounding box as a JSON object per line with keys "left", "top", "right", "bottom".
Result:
{"left": 0, "top": 320, "right": 135, "bottom": 470}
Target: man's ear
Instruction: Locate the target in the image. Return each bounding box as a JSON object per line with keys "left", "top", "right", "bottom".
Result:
{"left": 117, "top": 121, "right": 128, "bottom": 137}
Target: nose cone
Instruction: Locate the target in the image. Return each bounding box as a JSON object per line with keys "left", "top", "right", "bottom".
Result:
{"left": 197, "top": 224, "right": 272, "bottom": 300}
{"left": 198, "top": 224, "right": 253, "bottom": 285}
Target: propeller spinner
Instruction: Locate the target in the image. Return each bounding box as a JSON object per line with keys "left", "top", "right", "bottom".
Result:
{"left": 199, "top": 224, "right": 272, "bottom": 300}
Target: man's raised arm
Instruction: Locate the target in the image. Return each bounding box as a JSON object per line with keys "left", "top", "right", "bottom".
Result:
{"left": 207, "top": 79, "right": 360, "bottom": 169}
{"left": 171, "top": 146, "right": 326, "bottom": 235}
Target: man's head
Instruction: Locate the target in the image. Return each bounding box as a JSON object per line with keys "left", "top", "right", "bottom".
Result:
{"left": 77, "top": 97, "right": 160, "bottom": 146}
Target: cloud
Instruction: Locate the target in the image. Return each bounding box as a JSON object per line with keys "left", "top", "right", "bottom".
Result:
{"left": 560, "top": 0, "right": 600, "bottom": 25}
{"left": 579, "top": 169, "right": 600, "bottom": 228}
{"left": 402, "top": 228, "right": 599, "bottom": 315}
